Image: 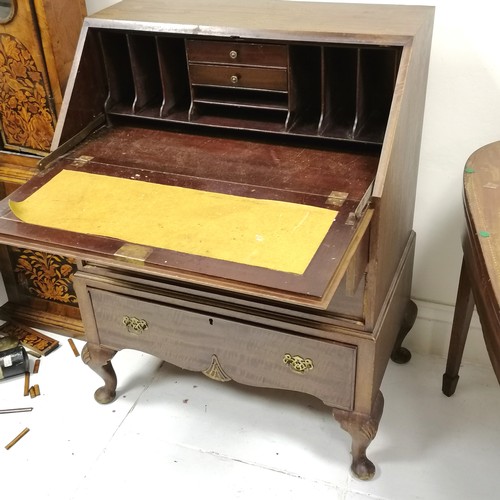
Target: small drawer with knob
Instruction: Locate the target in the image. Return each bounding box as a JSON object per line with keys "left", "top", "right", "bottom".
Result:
{"left": 188, "top": 63, "right": 288, "bottom": 91}
{"left": 186, "top": 40, "right": 288, "bottom": 68}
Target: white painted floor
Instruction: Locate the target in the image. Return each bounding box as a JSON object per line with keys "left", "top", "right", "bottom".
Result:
{"left": 1, "top": 332, "right": 499, "bottom": 500}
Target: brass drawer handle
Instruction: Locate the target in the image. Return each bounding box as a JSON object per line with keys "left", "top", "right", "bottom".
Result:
{"left": 122, "top": 315, "right": 148, "bottom": 335}
{"left": 229, "top": 50, "right": 238, "bottom": 59}
{"left": 230, "top": 74, "right": 239, "bottom": 84}
{"left": 283, "top": 353, "right": 314, "bottom": 374}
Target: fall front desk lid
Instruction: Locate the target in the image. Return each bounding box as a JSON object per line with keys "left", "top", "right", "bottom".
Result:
{"left": 0, "top": 128, "right": 375, "bottom": 308}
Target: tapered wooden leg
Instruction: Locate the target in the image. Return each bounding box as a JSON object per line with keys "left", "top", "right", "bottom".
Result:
{"left": 442, "top": 257, "right": 475, "bottom": 397}
{"left": 390, "top": 299, "right": 418, "bottom": 364}
{"left": 332, "top": 391, "right": 384, "bottom": 480}
{"left": 82, "top": 343, "right": 118, "bottom": 404}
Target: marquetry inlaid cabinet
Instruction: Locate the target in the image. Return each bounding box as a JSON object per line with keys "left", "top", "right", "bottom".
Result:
{"left": 0, "top": 0, "right": 86, "bottom": 334}
{"left": 0, "top": 0, "right": 434, "bottom": 479}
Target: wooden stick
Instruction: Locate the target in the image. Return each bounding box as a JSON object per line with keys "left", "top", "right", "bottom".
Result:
{"left": 5, "top": 428, "right": 30, "bottom": 450}
{"left": 24, "top": 371, "right": 30, "bottom": 397}
{"left": 0, "top": 407, "right": 33, "bottom": 415}
{"left": 34, "top": 384, "right": 40, "bottom": 397}
{"left": 68, "top": 339, "right": 80, "bottom": 357}
{"left": 33, "top": 359, "right": 40, "bottom": 374}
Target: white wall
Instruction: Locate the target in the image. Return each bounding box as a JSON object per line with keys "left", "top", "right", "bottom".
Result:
{"left": 84, "top": 1, "right": 500, "bottom": 366}
{"left": 86, "top": 0, "right": 118, "bottom": 15}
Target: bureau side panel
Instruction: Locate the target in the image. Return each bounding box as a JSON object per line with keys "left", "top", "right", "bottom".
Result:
{"left": 366, "top": 15, "right": 433, "bottom": 326}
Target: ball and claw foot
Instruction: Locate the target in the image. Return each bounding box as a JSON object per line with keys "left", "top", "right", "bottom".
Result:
{"left": 391, "top": 345, "right": 412, "bottom": 365}
{"left": 333, "top": 391, "right": 384, "bottom": 481}
{"left": 391, "top": 299, "right": 418, "bottom": 364}
{"left": 351, "top": 455, "right": 376, "bottom": 481}
{"left": 94, "top": 386, "right": 116, "bottom": 405}
{"left": 82, "top": 343, "right": 118, "bottom": 404}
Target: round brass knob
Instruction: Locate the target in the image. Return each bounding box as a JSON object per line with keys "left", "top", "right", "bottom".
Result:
{"left": 230, "top": 74, "right": 239, "bottom": 84}
{"left": 229, "top": 50, "right": 238, "bottom": 59}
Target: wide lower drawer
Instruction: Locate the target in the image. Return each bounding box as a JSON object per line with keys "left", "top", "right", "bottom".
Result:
{"left": 186, "top": 39, "right": 288, "bottom": 68}
{"left": 188, "top": 63, "right": 288, "bottom": 91}
{"left": 89, "top": 287, "right": 356, "bottom": 410}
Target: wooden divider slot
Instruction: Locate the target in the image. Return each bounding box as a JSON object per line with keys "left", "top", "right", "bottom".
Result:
{"left": 97, "top": 29, "right": 400, "bottom": 146}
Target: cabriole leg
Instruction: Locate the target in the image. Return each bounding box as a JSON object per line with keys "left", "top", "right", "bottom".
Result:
{"left": 391, "top": 299, "right": 418, "bottom": 364}
{"left": 332, "top": 391, "right": 384, "bottom": 480}
{"left": 82, "top": 342, "right": 118, "bottom": 404}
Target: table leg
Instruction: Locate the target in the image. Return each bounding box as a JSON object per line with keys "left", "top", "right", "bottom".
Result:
{"left": 332, "top": 391, "right": 384, "bottom": 480}
{"left": 442, "top": 257, "right": 475, "bottom": 397}
{"left": 82, "top": 342, "right": 118, "bottom": 404}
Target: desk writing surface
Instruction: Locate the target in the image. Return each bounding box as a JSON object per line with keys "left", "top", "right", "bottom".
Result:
{"left": 63, "top": 126, "right": 379, "bottom": 204}
{"left": 10, "top": 169, "right": 338, "bottom": 275}
{"left": 0, "top": 125, "right": 377, "bottom": 306}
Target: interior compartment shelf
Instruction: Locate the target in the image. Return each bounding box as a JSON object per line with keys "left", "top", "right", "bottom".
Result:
{"left": 189, "top": 103, "right": 288, "bottom": 133}
{"left": 95, "top": 29, "right": 401, "bottom": 145}
{"left": 191, "top": 86, "right": 289, "bottom": 111}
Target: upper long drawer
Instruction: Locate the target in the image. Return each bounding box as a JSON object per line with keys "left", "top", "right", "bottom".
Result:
{"left": 186, "top": 40, "right": 288, "bottom": 68}
{"left": 88, "top": 285, "right": 356, "bottom": 410}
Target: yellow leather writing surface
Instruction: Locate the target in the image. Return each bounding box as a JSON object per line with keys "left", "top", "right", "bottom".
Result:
{"left": 10, "top": 170, "right": 337, "bottom": 274}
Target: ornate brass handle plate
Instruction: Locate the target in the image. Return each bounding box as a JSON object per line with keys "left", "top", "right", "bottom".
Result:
{"left": 283, "top": 353, "right": 314, "bottom": 374}
{"left": 122, "top": 315, "right": 148, "bottom": 335}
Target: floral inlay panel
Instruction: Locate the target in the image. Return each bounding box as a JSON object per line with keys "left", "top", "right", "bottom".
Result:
{"left": 0, "top": 33, "right": 55, "bottom": 153}
{"left": 11, "top": 248, "right": 78, "bottom": 304}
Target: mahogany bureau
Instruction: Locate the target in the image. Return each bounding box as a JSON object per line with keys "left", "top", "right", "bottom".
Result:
{"left": 0, "top": 0, "right": 434, "bottom": 479}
